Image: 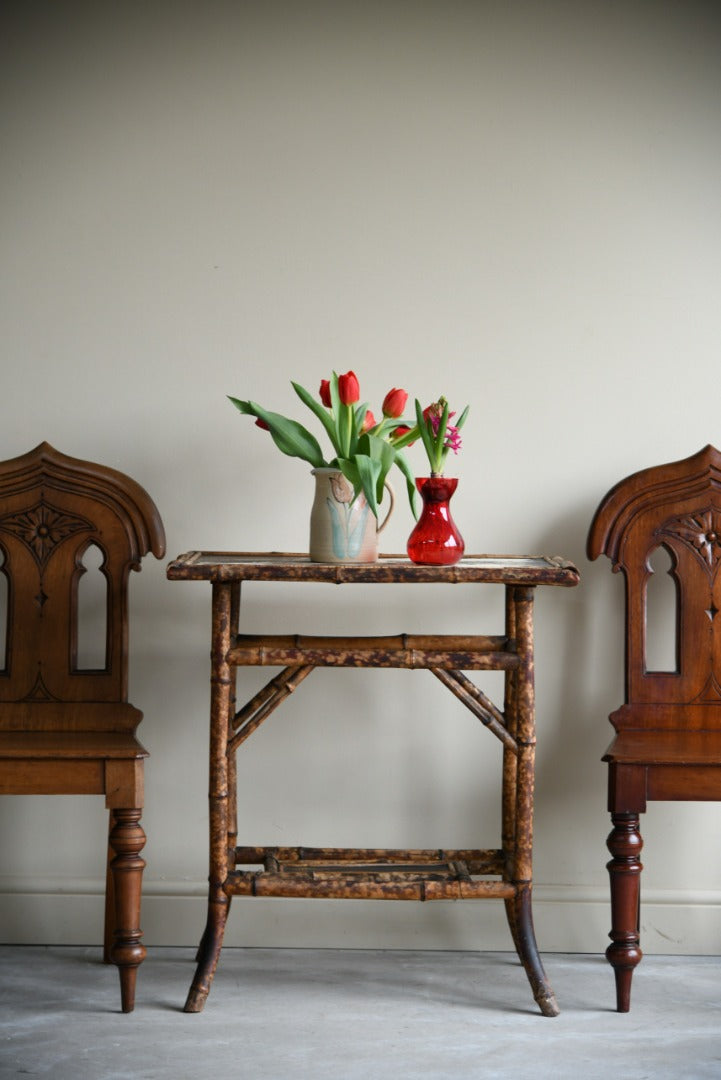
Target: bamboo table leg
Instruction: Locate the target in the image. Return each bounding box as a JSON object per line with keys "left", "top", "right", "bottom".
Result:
{"left": 502, "top": 584, "right": 522, "bottom": 957}
{"left": 185, "top": 582, "right": 235, "bottom": 1013}
{"left": 192, "top": 583, "right": 242, "bottom": 969}
{"left": 503, "top": 586, "right": 559, "bottom": 1017}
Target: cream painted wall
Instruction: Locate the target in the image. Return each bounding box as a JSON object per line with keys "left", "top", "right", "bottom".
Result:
{"left": 2, "top": 2, "right": 721, "bottom": 956}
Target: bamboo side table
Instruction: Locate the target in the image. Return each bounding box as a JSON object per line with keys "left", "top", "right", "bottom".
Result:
{"left": 167, "top": 552, "right": 579, "bottom": 1016}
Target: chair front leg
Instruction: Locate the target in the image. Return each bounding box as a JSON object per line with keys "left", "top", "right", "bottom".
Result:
{"left": 606, "top": 811, "right": 643, "bottom": 1012}
{"left": 103, "top": 811, "right": 116, "bottom": 964}
{"left": 109, "top": 807, "right": 147, "bottom": 1013}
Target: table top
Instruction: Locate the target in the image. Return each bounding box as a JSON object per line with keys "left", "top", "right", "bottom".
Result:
{"left": 166, "top": 552, "right": 580, "bottom": 587}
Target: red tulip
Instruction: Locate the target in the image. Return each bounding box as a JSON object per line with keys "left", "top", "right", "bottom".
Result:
{"left": 319, "top": 379, "right": 332, "bottom": 407}
{"left": 361, "top": 409, "right": 376, "bottom": 433}
{"left": 382, "top": 387, "right": 408, "bottom": 418}
{"left": 392, "top": 424, "right": 414, "bottom": 445}
{"left": 254, "top": 417, "right": 270, "bottom": 430}
{"left": 338, "top": 370, "right": 360, "bottom": 405}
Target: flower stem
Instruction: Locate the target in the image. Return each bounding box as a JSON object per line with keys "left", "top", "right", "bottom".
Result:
{"left": 342, "top": 403, "right": 353, "bottom": 458}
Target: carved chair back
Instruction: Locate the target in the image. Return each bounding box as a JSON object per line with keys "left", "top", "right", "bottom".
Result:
{"left": 0, "top": 443, "right": 165, "bottom": 729}
{"left": 588, "top": 444, "right": 721, "bottom": 733}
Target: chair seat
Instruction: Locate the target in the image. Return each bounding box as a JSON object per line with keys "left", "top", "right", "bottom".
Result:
{"left": 604, "top": 730, "right": 721, "bottom": 766}
{"left": 0, "top": 701, "right": 143, "bottom": 733}
{"left": 0, "top": 730, "right": 148, "bottom": 797}
{"left": 0, "top": 730, "right": 148, "bottom": 759}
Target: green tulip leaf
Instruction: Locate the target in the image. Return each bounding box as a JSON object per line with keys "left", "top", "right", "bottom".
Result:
{"left": 291, "top": 381, "right": 341, "bottom": 456}
{"left": 230, "top": 397, "right": 326, "bottom": 468}
{"left": 352, "top": 453, "right": 382, "bottom": 519}
{"left": 393, "top": 449, "right": 419, "bottom": 519}
{"left": 414, "top": 399, "right": 437, "bottom": 471}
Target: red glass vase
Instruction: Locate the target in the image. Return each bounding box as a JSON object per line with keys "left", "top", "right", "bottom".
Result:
{"left": 407, "top": 476, "right": 465, "bottom": 565}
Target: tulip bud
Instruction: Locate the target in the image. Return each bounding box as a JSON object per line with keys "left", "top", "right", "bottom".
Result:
{"left": 319, "top": 379, "right": 332, "bottom": 407}
{"left": 382, "top": 387, "right": 408, "bottom": 418}
{"left": 391, "top": 424, "right": 415, "bottom": 445}
{"left": 361, "top": 410, "right": 376, "bottom": 433}
{"left": 254, "top": 417, "right": 270, "bottom": 431}
{"left": 337, "top": 370, "right": 360, "bottom": 405}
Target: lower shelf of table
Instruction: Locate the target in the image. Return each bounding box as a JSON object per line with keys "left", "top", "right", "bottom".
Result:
{"left": 226, "top": 845, "right": 517, "bottom": 901}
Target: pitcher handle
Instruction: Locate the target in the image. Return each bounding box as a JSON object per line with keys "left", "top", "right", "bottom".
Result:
{"left": 377, "top": 481, "right": 395, "bottom": 534}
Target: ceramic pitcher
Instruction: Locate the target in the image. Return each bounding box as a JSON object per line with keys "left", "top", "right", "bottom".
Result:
{"left": 309, "top": 467, "right": 394, "bottom": 563}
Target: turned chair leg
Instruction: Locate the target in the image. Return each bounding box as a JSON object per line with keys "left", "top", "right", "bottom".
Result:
{"left": 103, "top": 811, "right": 116, "bottom": 964}
{"left": 108, "top": 808, "right": 147, "bottom": 1013}
{"left": 606, "top": 812, "right": 643, "bottom": 1012}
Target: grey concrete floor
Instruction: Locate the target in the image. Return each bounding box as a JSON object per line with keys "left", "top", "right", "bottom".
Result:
{"left": 1, "top": 946, "right": 719, "bottom": 1079}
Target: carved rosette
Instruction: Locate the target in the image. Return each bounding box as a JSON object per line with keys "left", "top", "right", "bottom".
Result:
{"left": 0, "top": 500, "right": 92, "bottom": 568}
{"left": 658, "top": 509, "right": 721, "bottom": 575}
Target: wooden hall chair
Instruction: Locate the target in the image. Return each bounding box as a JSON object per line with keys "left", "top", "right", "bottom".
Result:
{"left": 588, "top": 444, "right": 721, "bottom": 1012}
{"left": 0, "top": 443, "right": 165, "bottom": 1012}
